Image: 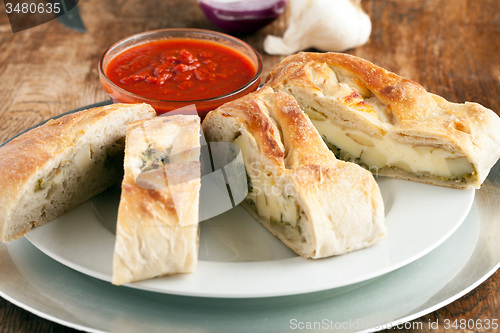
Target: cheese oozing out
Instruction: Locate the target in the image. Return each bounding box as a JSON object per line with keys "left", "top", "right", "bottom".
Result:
{"left": 269, "top": 60, "right": 477, "bottom": 183}
{"left": 307, "top": 115, "right": 474, "bottom": 181}
{"left": 234, "top": 135, "right": 304, "bottom": 242}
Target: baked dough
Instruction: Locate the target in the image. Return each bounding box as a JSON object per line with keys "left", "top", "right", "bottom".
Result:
{"left": 0, "top": 103, "right": 156, "bottom": 242}
{"left": 265, "top": 52, "right": 500, "bottom": 189}
{"left": 113, "top": 115, "right": 201, "bottom": 285}
{"left": 202, "top": 87, "right": 385, "bottom": 259}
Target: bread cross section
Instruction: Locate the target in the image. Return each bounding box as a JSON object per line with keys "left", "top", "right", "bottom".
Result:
{"left": 265, "top": 52, "right": 500, "bottom": 189}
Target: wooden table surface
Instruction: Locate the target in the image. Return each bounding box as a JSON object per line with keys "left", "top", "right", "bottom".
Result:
{"left": 0, "top": 0, "right": 498, "bottom": 332}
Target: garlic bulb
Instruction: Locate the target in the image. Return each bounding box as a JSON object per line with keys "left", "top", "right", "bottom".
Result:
{"left": 264, "top": 0, "right": 372, "bottom": 55}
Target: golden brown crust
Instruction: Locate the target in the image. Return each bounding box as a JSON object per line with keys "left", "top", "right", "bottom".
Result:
{"left": 219, "top": 98, "right": 285, "bottom": 164}
{"left": 272, "top": 91, "right": 334, "bottom": 168}
{"left": 120, "top": 183, "right": 178, "bottom": 225}
{"left": 265, "top": 52, "right": 500, "bottom": 188}
{"left": 266, "top": 52, "right": 434, "bottom": 124}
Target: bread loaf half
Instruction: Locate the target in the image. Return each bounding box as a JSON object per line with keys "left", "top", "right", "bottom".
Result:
{"left": 0, "top": 103, "right": 156, "bottom": 242}
{"left": 202, "top": 87, "right": 386, "bottom": 259}
{"left": 265, "top": 52, "right": 500, "bottom": 189}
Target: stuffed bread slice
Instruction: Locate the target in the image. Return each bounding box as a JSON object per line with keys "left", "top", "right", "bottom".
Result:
{"left": 113, "top": 114, "right": 201, "bottom": 285}
{"left": 0, "top": 103, "right": 156, "bottom": 242}
{"left": 202, "top": 87, "right": 385, "bottom": 259}
{"left": 265, "top": 52, "right": 500, "bottom": 189}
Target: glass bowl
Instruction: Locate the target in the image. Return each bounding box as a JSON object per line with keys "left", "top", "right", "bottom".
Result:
{"left": 98, "top": 28, "right": 262, "bottom": 118}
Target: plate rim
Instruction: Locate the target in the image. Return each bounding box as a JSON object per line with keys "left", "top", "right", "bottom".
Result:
{"left": 25, "top": 182, "right": 475, "bottom": 297}
{"left": 0, "top": 191, "right": 498, "bottom": 333}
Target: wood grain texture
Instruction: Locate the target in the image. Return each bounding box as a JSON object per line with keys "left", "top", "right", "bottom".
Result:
{"left": 0, "top": 0, "right": 498, "bottom": 332}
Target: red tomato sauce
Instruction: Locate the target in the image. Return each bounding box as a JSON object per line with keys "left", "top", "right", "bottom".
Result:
{"left": 105, "top": 39, "right": 257, "bottom": 101}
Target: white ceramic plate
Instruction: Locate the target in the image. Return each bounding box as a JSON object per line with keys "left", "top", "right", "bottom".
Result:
{"left": 25, "top": 175, "right": 474, "bottom": 298}
{"left": 1, "top": 189, "right": 497, "bottom": 333}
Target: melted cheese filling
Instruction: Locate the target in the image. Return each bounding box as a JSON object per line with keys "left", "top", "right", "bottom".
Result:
{"left": 234, "top": 135, "right": 303, "bottom": 242}
{"left": 310, "top": 118, "right": 474, "bottom": 180}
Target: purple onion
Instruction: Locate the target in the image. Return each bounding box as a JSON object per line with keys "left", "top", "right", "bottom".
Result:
{"left": 198, "top": 0, "right": 288, "bottom": 34}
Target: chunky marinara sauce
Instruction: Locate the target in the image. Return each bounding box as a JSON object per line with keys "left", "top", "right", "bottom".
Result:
{"left": 105, "top": 39, "right": 257, "bottom": 101}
